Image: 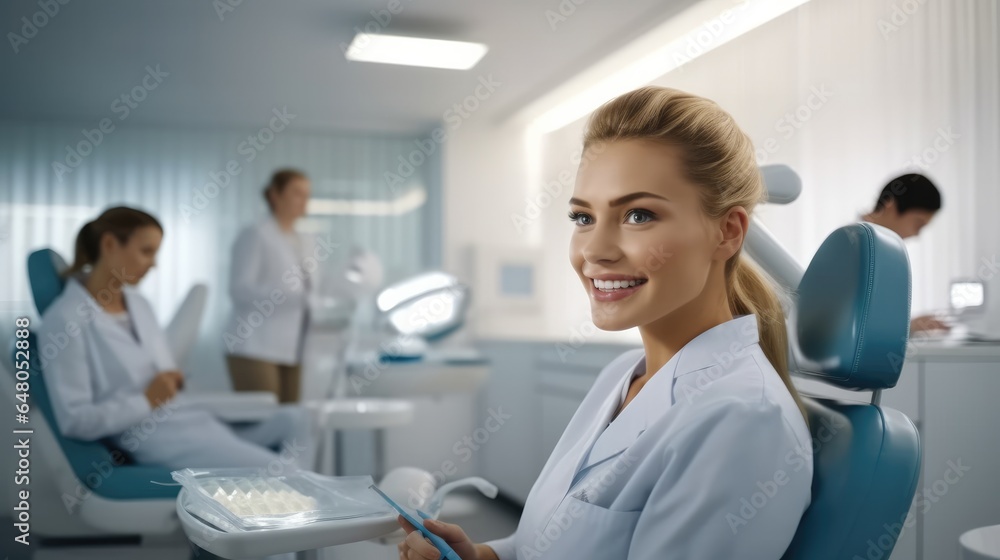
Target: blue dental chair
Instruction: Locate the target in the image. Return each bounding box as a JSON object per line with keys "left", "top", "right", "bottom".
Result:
{"left": 781, "top": 223, "right": 922, "bottom": 559}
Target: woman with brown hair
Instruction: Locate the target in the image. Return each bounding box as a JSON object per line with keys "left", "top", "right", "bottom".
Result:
{"left": 225, "top": 168, "right": 315, "bottom": 403}
{"left": 397, "top": 87, "right": 813, "bottom": 559}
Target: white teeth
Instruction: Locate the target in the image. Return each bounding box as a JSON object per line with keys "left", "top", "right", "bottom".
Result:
{"left": 592, "top": 278, "right": 646, "bottom": 290}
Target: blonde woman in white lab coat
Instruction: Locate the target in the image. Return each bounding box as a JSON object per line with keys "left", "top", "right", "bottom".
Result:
{"left": 225, "top": 168, "right": 314, "bottom": 403}
{"left": 39, "top": 207, "right": 313, "bottom": 471}
{"left": 397, "top": 87, "right": 814, "bottom": 559}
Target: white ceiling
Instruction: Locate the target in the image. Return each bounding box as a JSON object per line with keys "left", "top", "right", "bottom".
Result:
{"left": 0, "top": 0, "right": 700, "bottom": 134}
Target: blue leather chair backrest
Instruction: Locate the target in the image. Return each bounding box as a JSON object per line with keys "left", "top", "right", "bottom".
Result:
{"left": 23, "top": 248, "right": 179, "bottom": 500}
{"left": 793, "top": 224, "right": 912, "bottom": 390}
{"left": 781, "top": 223, "right": 921, "bottom": 560}
{"left": 27, "top": 249, "right": 68, "bottom": 315}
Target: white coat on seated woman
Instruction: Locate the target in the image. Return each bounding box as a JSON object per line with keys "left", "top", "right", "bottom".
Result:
{"left": 39, "top": 206, "right": 316, "bottom": 472}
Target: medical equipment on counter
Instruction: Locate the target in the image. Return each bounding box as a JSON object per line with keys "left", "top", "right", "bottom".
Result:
{"left": 330, "top": 266, "right": 484, "bottom": 396}
{"left": 312, "top": 250, "right": 479, "bottom": 388}
{"left": 374, "top": 271, "right": 472, "bottom": 360}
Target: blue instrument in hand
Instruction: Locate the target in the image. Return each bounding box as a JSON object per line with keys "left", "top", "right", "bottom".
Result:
{"left": 369, "top": 484, "right": 462, "bottom": 560}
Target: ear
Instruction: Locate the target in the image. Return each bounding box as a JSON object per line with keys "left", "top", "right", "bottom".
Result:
{"left": 99, "top": 231, "right": 120, "bottom": 255}
{"left": 714, "top": 206, "right": 749, "bottom": 262}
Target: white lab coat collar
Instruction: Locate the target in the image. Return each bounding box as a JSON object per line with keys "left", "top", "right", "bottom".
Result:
{"left": 64, "top": 277, "right": 175, "bottom": 371}
{"left": 673, "top": 313, "right": 760, "bottom": 376}
{"left": 575, "top": 314, "right": 760, "bottom": 475}
{"left": 263, "top": 213, "right": 281, "bottom": 233}
{"left": 264, "top": 213, "right": 297, "bottom": 240}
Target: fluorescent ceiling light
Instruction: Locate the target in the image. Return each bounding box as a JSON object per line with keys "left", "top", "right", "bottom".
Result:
{"left": 344, "top": 34, "right": 488, "bottom": 70}
{"left": 519, "top": 0, "right": 812, "bottom": 134}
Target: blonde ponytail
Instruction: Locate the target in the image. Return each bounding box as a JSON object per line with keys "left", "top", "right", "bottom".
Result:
{"left": 584, "top": 86, "right": 808, "bottom": 424}
{"left": 729, "top": 257, "right": 807, "bottom": 423}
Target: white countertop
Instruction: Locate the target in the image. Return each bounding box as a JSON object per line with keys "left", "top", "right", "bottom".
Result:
{"left": 905, "top": 339, "right": 1000, "bottom": 360}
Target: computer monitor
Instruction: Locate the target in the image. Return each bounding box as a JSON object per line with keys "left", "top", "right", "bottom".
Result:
{"left": 949, "top": 277, "right": 1000, "bottom": 340}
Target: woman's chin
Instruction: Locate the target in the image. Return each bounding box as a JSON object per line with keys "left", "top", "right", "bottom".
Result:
{"left": 591, "top": 315, "right": 636, "bottom": 332}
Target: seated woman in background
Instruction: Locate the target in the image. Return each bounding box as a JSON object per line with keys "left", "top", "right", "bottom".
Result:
{"left": 38, "top": 206, "right": 315, "bottom": 471}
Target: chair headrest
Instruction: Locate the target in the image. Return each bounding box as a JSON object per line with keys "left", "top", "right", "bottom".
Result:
{"left": 794, "top": 223, "right": 911, "bottom": 390}
{"left": 27, "top": 249, "right": 68, "bottom": 315}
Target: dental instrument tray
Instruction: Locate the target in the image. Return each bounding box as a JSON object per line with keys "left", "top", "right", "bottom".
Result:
{"left": 171, "top": 468, "right": 393, "bottom": 532}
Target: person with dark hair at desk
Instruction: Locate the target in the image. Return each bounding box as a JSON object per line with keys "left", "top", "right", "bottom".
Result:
{"left": 861, "top": 172, "right": 947, "bottom": 333}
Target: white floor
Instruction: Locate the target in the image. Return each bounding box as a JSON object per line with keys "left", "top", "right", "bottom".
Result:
{"left": 2, "top": 490, "right": 522, "bottom": 560}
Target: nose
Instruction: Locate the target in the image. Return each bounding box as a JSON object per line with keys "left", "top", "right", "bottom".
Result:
{"left": 580, "top": 226, "right": 624, "bottom": 265}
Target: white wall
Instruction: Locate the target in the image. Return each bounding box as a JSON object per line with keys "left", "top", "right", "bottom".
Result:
{"left": 445, "top": 0, "right": 1000, "bottom": 343}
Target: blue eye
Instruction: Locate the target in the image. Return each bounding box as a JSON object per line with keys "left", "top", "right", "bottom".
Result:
{"left": 626, "top": 209, "right": 655, "bottom": 224}
{"left": 568, "top": 211, "right": 593, "bottom": 226}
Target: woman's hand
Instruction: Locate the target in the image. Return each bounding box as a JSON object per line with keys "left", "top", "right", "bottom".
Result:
{"left": 144, "top": 371, "right": 183, "bottom": 409}
{"left": 911, "top": 314, "right": 950, "bottom": 333}
{"left": 397, "top": 516, "right": 494, "bottom": 560}
{"left": 164, "top": 369, "right": 185, "bottom": 390}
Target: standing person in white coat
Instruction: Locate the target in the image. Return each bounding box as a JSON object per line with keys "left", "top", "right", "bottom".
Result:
{"left": 39, "top": 207, "right": 315, "bottom": 472}
{"left": 225, "top": 168, "right": 315, "bottom": 403}
{"left": 397, "top": 87, "right": 814, "bottom": 559}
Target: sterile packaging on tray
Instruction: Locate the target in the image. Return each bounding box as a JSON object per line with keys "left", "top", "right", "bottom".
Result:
{"left": 172, "top": 467, "right": 393, "bottom": 532}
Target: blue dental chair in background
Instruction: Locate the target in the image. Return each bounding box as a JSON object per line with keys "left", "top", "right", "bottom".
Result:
{"left": 781, "top": 222, "right": 922, "bottom": 559}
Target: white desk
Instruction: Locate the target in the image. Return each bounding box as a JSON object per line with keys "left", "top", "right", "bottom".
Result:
{"left": 303, "top": 398, "right": 415, "bottom": 477}
{"left": 794, "top": 341, "right": 1000, "bottom": 560}
{"left": 344, "top": 350, "right": 491, "bottom": 481}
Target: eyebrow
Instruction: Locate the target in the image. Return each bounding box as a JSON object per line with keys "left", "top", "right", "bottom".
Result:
{"left": 569, "top": 192, "right": 670, "bottom": 208}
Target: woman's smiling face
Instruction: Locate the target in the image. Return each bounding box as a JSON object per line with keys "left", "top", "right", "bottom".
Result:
{"left": 569, "top": 139, "right": 725, "bottom": 331}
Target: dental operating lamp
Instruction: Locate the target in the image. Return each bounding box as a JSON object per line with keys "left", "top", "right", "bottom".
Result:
{"left": 374, "top": 271, "right": 472, "bottom": 359}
